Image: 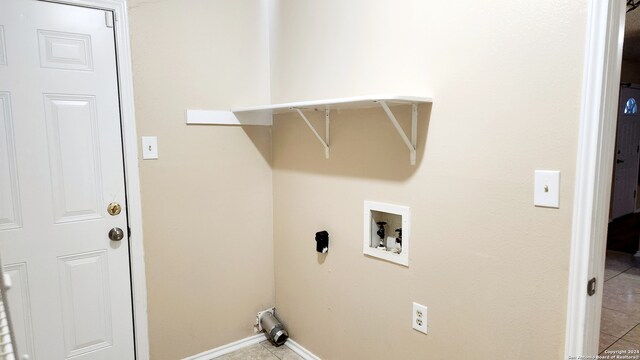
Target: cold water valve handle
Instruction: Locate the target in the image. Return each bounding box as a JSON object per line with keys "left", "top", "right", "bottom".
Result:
{"left": 376, "top": 222, "right": 387, "bottom": 240}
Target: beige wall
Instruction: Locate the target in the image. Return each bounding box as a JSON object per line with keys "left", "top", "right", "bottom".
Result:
{"left": 271, "top": 1, "right": 587, "bottom": 359}
{"left": 127, "top": 1, "right": 274, "bottom": 359}
{"left": 269, "top": 0, "right": 431, "bottom": 103}
{"left": 128, "top": 0, "right": 590, "bottom": 358}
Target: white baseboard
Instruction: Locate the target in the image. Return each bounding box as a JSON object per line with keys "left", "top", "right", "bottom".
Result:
{"left": 285, "top": 339, "right": 321, "bottom": 360}
{"left": 182, "top": 334, "right": 265, "bottom": 360}
{"left": 181, "top": 334, "right": 321, "bottom": 360}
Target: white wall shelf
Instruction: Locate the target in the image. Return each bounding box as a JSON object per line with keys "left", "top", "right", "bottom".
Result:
{"left": 186, "top": 94, "right": 432, "bottom": 165}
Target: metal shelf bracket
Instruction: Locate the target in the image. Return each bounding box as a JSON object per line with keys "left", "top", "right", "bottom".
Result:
{"left": 378, "top": 101, "right": 417, "bottom": 165}
{"left": 294, "top": 108, "right": 330, "bottom": 159}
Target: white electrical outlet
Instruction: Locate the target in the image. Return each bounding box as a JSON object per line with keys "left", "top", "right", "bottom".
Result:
{"left": 412, "top": 302, "right": 428, "bottom": 334}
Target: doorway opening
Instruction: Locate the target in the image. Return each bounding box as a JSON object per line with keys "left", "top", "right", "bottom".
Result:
{"left": 599, "top": 6, "right": 640, "bottom": 354}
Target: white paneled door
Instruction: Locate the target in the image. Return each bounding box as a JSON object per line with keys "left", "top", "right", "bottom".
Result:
{"left": 0, "top": 1, "right": 135, "bottom": 359}
{"left": 611, "top": 86, "right": 640, "bottom": 220}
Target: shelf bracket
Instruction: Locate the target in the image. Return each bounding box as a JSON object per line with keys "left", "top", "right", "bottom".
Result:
{"left": 294, "top": 108, "right": 330, "bottom": 159}
{"left": 378, "top": 101, "right": 417, "bottom": 165}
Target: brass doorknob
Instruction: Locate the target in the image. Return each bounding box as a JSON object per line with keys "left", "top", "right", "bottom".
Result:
{"left": 108, "top": 227, "right": 124, "bottom": 241}
{"left": 107, "top": 202, "right": 121, "bottom": 216}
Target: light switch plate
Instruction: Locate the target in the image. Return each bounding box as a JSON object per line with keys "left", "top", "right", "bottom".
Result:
{"left": 534, "top": 170, "right": 560, "bottom": 208}
{"left": 142, "top": 136, "right": 158, "bottom": 160}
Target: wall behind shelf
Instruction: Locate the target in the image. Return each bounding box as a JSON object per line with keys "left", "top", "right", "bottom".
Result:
{"left": 268, "top": 0, "right": 431, "bottom": 103}
{"left": 271, "top": 1, "right": 586, "bottom": 359}
{"left": 127, "top": 1, "right": 273, "bottom": 359}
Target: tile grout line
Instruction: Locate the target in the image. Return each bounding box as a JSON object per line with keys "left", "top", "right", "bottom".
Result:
{"left": 601, "top": 305, "right": 637, "bottom": 313}
{"left": 602, "top": 317, "right": 640, "bottom": 354}
{"left": 601, "top": 252, "right": 640, "bottom": 354}
{"left": 618, "top": 322, "right": 640, "bottom": 345}
{"left": 621, "top": 265, "right": 640, "bottom": 275}
{"left": 260, "top": 341, "right": 283, "bottom": 360}
{"left": 260, "top": 340, "right": 304, "bottom": 360}
{"left": 606, "top": 271, "right": 626, "bottom": 282}
{"left": 606, "top": 263, "right": 635, "bottom": 279}
{"left": 600, "top": 332, "right": 617, "bottom": 355}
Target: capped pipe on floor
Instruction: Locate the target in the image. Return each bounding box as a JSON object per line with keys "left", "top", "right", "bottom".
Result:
{"left": 259, "top": 310, "right": 288, "bottom": 346}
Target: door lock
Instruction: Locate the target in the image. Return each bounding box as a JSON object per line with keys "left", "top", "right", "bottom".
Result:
{"left": 108, "top": 227, "right": 125, "bottom": 241}
{"left": 107, "top": 202, "right": 121, "bottom": 216}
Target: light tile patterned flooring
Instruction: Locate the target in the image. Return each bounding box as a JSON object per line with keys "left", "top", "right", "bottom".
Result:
{"left": 217, "top": 340, "right": 303, "bottom": 360}
{"left": 600, "top": 251, "right": 640, "bottom": 354}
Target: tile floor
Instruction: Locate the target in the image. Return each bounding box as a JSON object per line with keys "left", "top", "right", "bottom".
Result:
{"left": 217, "top": 340, "right": 304, "bottom": 360}
{"left": 600, "top": 250, "right": 640, "bottom": 354}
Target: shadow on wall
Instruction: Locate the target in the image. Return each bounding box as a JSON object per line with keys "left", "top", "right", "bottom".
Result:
{"left": 240, "top": 125, "right": 273, "bottom": 166}
{"left": 268, "top": 103, "right": 432, "bottom": 181}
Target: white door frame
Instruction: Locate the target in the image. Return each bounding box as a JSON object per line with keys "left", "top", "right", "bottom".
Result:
{"left": 39, "top": 0, "right": 150, "bottom": 359}
{"left": 565, "top": 0, "right": 626, "bottom": 357}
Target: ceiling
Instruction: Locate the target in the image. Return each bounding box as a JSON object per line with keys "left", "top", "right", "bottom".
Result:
{"left": 625, "top": 8, "right": 640, "bottom": 60}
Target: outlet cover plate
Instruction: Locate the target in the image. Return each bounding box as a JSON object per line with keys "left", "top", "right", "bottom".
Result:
{"left": 412, "top": 302, "right": 428, "bottom": 334}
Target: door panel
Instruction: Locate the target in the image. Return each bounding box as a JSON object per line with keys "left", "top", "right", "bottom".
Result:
{"left": 4, "top": 262, "right": 35, "bottom": 358}
{"left": 58, "top": 251, "right": 112, "bottom": 358}
{"left": 0, "top": 92, "right": 21, "bottom": 230}
{"left": 37, "top": 30, "right": 94, "bottom": 71}
{"left": 0, "top": 1, "right": 134, "bottom": 359}
{"left": 0, "top": 25, "right": 6, "bottom": 65}
{"left": 44, "top": 94, "right": 103, "bottom": 223}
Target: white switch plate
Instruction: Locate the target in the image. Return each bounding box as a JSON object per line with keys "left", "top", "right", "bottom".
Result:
{"left": 534, "top": 170, "right": 560, "bottom": 208}
{"left": 412, "top": 302, "right": 428, "bottom": 334}
{"left": 142, "top": 136, "right": 158, "bottom": 160}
